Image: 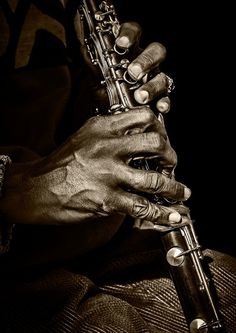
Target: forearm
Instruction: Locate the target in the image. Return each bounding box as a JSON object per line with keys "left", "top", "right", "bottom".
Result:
{"left": 0, "top": 156, "right": 126, "bottom": 262}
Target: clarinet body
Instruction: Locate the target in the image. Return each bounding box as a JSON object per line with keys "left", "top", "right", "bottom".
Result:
{"left": 78, "top": 1, "right": 225, "bottom": 332}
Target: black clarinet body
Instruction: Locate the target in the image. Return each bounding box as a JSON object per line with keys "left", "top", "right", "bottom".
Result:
{"left": 78, "top": 0, "right": 225, "bottom": 331}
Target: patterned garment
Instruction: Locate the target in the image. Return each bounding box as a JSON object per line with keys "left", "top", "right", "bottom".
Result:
{"left": 0, "top": 0, "right": 85, "bottom": 156}
{"left": 1, "top": 244, "right": 236, "bottom": 333}
{"left": 0, "top": 1, "right": 236, "bottom": 333}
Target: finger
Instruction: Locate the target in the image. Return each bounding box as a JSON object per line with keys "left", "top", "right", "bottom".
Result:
{"left": 115, "top": 22, "right": 142, "bottom": 49}
{"left": 104, "top": 107, "right": 166, "bottom": 137}
{"left": 157, "top": 144, "right": 177, "bottom": 171}
{"left": 134, "top": 72, "right": 170, "bottom": 104}
{"left": 115, "top": 191, "right": 182, "bottom": 223}
{"left": 156, "top": 96, "right": 171, "bottom": 114}
{"left": 118, "top": 166, "right": 191, "bottom": 201}
{"left": 130, "top": 141, "right": 176, "bottom": 172}
{"left": 170, "top": 203, "right": 191, "bottom": 217}
{"left": 128, "top": 42, "right": 166, "bottom": 81}
{"left": 114, "top": 131, "right": 167, "bottom": 158}
{"left": 134, "top": 204, "right": 192, "bottom": 231}
{"left": 107, "top": 106, "right": 153, "bottom": 135}
{"left": 133, "top": 202, "right": 192, "bottom": 230}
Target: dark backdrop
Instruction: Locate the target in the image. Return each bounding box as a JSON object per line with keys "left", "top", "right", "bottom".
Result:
{"left": 114, "top": 1, "right": 235, "bottom": 257}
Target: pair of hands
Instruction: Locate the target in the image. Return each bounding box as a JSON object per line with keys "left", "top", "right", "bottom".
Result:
{"left": 0, "top": 22, "right": 191, "bottom": 229}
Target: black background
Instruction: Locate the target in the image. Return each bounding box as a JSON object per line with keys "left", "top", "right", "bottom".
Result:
{"left": 114, "top": 1, "right": 235, "bottom": 257}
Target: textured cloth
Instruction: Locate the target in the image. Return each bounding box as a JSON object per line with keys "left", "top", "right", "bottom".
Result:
{"left": 1, "top": 242, "right": 236, "bottom": 333}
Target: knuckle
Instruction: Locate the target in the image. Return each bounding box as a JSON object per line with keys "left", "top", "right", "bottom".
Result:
{"left": 90, "top": 138, "right": 105, "bottom": 156}
{"left": 84, "top": 116, "right": 105, "bottom": 134}
{"left": 132, "top": 197, "right": 152, "bottom": 218}
{"left": 132, "top": 197, "right": 161, "bottom": 221}
{"left": 155, "top": 176, "right": 184, "bottom": 199}
{"left": 140, "top": 51, "right": 155, "bottom": 69}
{"left": 146, "top": 172, "right": 175, "bottom": 193}
{"left": 142, "top": 80, "right": 158, "bottom": 97}
{"left": 101, "top": 194, "right": 116, "bottom": 214}
{"left": 87, "top": 115, "right": 111, "bottom": 131}
{"left": 86, "top": 115, "right": 99, "bottom": 128}
{"left": 142, "top": 107, "right": 155, "bottom": 123}
{"left": 161, "top": 145, "right": 177, "bottom": 169}
{"left": 89, "top": 137, "right": 116, "bottom": 159}
{"left": 153, "top": 174, "right": 168, "bottom": 193}
{"left": 145, "top": 172, "right": 159, "bottom": 192}
{"left": 149, "top": 132, "right": 165, "bottom": 151}
{"left": 145, "top": 73, "right": 167, "bottom": 96}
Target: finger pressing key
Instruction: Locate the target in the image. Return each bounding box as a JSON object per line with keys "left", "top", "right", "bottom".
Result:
{"left": 134, "top": 73, "right": 172, "bottom": 104}
{"left": 115, "top": 191, "right": 182, "bottom": 224}
{"left": 119, "top": 166, "right": 191, "bottom": 202}
{"left": 115, "top": 22, "right": 141, "bottom": 49}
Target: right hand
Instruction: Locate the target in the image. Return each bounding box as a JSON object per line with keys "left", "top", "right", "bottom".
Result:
{"left": 0, "top": 107, "right": 190, "bottom": 226}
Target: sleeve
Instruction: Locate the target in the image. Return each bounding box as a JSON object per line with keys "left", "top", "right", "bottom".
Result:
{"left": 0, "top": 155, "right": 13, "bottom": 255}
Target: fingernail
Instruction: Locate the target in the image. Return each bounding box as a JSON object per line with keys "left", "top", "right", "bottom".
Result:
{"left": 184, "top": 187, "right": 191, "bottom": 200}
{"left": 169, "top": 212, "right": 182, "bottom": 223}
{"left": 116, "top": 36, "right": 130, "bottom": 48}
{"left": 134, "top": 90, "right": 149, "bottom": 104}
{"left": 128, "top": 64, "right": 143, "bottom": 80}
{"left": 156, "top": 100, "right": 170, "bottom": 113}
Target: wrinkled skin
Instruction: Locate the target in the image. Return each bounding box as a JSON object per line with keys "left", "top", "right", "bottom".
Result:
{"left": 0, "top": 22, "right": 191, "bottom": 230}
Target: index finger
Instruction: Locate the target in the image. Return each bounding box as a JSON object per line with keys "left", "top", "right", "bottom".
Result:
{"left": 115, "top": 22, "right": 142, "bottom": 49}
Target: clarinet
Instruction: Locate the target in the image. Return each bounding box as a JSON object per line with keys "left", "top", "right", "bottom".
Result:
{"left": 78, "top": 1, "right": 225, "bottom": 332}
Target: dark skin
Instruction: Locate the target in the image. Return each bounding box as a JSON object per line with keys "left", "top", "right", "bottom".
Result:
{"left": 0, "top": 22, "right": 191, "bottom": 237}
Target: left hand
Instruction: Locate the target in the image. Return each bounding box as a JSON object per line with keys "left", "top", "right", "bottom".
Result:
{"left": 115, "top": 21, "right": 173, "bottom": 113}
{"left": 79, "top": 21, "right": 173, "bottom": 114}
